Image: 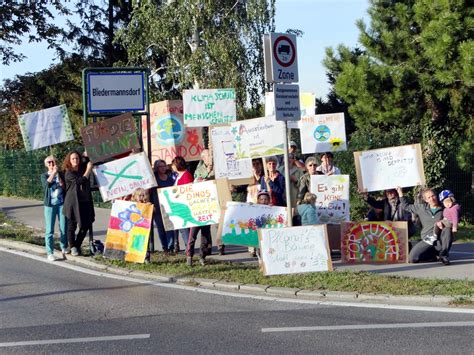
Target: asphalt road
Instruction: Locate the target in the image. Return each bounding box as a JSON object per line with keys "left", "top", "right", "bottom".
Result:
{"left": 1, "top": 250, "right": 473, "bottom": 354}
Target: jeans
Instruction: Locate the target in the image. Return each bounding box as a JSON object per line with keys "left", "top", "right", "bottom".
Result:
{"left": 175, "top": 228, "right": 189, "bottom": 250}
{"left": 154, "top": 212, "right": 175, "bottom": 252}
{"left": 409, "top": 227, "right": 453, "bottom": 263}
{"left": 44, "top": 204, "right": 67, "bottom": 255}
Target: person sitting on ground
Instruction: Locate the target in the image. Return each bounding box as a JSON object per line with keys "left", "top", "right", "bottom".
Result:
{"left": 296, "top": 192, "right": 319, "bottom": 226}
{"left": 316, "top": 152, "right": 341, "bottom": 175}
{"left": 41, "top": 155, "right": 68, "bottom": 261}
{"left": 435, "top": 190, "right": 461, "bottom": 237}
{"left": 397, "top": 187, "right": 453, "bottom": 265}
{"left": 261, "top": 155, "right": 286, "bottom": 206}
{"left": 296, "top": 156, "right": 323, "bottom": 205}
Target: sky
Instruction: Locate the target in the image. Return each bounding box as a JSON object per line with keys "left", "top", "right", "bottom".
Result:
{"left": 0, "top": 0, "right": 369, "bottom": 99}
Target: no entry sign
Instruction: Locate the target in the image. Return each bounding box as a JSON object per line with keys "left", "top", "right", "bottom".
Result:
{"left": 264, "top": 32, "right": 299, "bottom": 83}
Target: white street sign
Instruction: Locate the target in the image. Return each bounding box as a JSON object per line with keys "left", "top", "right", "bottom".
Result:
{"left": 273, "top": 84, "right": 301, "bottom": 121}
{"left": 263, "top": 32, "right": 299, "bottom": 83}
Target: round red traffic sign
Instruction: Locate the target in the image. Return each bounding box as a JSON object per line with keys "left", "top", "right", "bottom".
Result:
{"left": 272, "top": 35, "right": 296, "bottom": 67}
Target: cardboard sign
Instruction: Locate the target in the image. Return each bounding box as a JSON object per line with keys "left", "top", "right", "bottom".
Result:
{"left": 259, "top": 225, "right": 332, "bottom": 276}
{"left": 341, "top": 221, "right": 409, "bottom": 264}
{"left": 183, "top": 88, "right": 236, "bottom": 127}
{"left": 158, "top": 180, "right": 221, "bottom": 231}
{"left": 220, "top": 202, "right": 287, "bottom": 247}
{"left": 210, "top": 126, "right": 253, "bottom": 180}
{"left": 230, "top": 117, "right": 285, "bottom": 159}
{"left": 81, "top": 113, "right": 140, "bottom": 163}
{"left": 310, "top": 175, "right": 350, "bottom": 224}
{"left": 265, "top": 91, "right": 315, "bottom": 129}
{"left": 354, "top": 144, "right": 426, "bottom": 192}
{"left": 18, "top": 105, "right": 74, "bottom": 151}
{"left": 94, "top": 152, "right": 157, "bottom": 202}
{"left": 103, "top": 200, "right": 153, "bottom": 263}
{"left": 142, "top": 100, "right": 205, "bottom": 164}
{"left": 300, "top": 113, "right": 347, "bottom": 154}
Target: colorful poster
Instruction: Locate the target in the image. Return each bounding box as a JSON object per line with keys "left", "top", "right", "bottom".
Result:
{"left": 183, "top": 88, "right": 236, "bottom": 127}
{"left": 210, "top": 126, "right": 253, "bottom": 180}
{"left": 300, "top": 113, "right": 347, "bottom": 154}
{"left": 94, "top": 152, "right": 157, "bottom": 202}
{"left": 230, "top": 117, "right": 285, "bottom": 159}
{"left": 81, "top": 112, "right": 140, "bottom": 163}
{"left": 142, "top": 100, "right": 205, "bottom": 164}
{"left": 354, "top": 144, "right": 426, "bottom": 192}
{"left": 103, "top": 200, "right": 153, "bottom": 263}
{"left": 265, "top": 92, "right": 315, "bottom": 129}
{"left": 158, "top": 180, "right": 221, "bottom": 231}
{"left": 259, "top": 225, "right": 332, "bottom": 276}
{"left": 220, "top": 202, "right": 287, "bottom": 247}
{"left": 310, "top": 175, "right": 350, "bottom": 224}
{"left": 341, "top": 221, "right": 409, "bottom": 264}
{"left": 18, "top": 104, "right": 74, "bottom": 151}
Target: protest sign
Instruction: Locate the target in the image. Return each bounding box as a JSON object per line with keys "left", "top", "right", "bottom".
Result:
{"left": 18, "top": 105, "right": 74, "bottom": 151}
{"left": 183, "top": 88, "right": 236, "bottom": 127}
{"left": 354, "top": 144, "right": 425, "bottom": 192}
{"left": 158, "top": 180, "right": 221, "bottom": 231}
{"left": 81, "top": 113, "right": 140, "bottom": 163}
{"left": 220, "top": 202, "right": 287, "bottom": 247}
{"left": 310, "top": 175, "right": 350, "bottom": 224}
{"left": 103, "top": 200, "right": 153, "bottom": 263}
{"left": 300, "top": 113, "right": 347, "bottom": 154}
{"left": 94, "top": 152, "right": 157, "bottom": 202}
{"left": 341, "top": 221, "right": 409, "bottom": 264}
{"left": 142, "top": 100, "right": 205, "bottom": 164}
{"left": 230, "top": 117, "right": 285, "bottom": 159}
{"left": 259, "top": 225, "right": 332, "bottom": 276}
{"left": 265, "top": 92, "right": 315, "bottom": 129}
{"left": 210, "top": 126, "right": 253, "bottom": 181}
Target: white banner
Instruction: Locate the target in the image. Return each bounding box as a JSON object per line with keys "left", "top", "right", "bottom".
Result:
{"left": 310, "top": 175, "right": 350, "bottom": 224}
{"left": 183, "top": 88, "right": 236, "bottom": 127}
{"left": 300, "top": 113, "right": 347, "bottom": 154}
{"left": 265, "top": 92, "right": 315, "bottom": 129}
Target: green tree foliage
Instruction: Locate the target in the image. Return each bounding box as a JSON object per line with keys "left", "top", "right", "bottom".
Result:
{"left": 324, "top": 0, "right": 473, "bottom": 188}
{"left": 116, "top": 0, "right": 275, "bottom": 111}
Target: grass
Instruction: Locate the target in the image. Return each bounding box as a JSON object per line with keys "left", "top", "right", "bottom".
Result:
{"left": 1, "top": 211, "right": 473, "bottom": 301}
{"left": 454, "top": 223, "right": 474, "bottom": 243}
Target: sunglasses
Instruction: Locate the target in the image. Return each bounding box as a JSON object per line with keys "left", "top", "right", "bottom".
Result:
{"left": 307, "top": 163, "right": 315, "bottom": 167}
{"left": 47, "top": 161, "right": 55, "bottom": 165}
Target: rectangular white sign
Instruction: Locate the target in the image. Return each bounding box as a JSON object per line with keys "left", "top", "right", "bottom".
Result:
{"left": 18, "top": 105, "right": 74, "bottom": 151}
{"left": 310, "top": 175, "right": 350, "bottom": 224}
{"left": 273, "top": 84, "right": 301, "bottom": 121}
{"left": 94, "top": 152, "right": 157, "bottom": 201}
{"left": 87, "top": 72, "right": 145, "bottom": 113}
{"left": 183, "top": 88, "right": 236, "bottom": 127}
{"left": 300, "top": 113, "right": 347, "bottom": 154}
{"left": 265, "top": 92, "right": 315, "bottom": 129}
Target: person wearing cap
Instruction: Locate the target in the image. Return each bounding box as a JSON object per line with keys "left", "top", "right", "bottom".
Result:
{"left": 288, "top": 141, "right": 305, "bottom": 170}
{"left": 316, "top": 152, "right": 340, "bottom": 175}
{"left": 261, "top": 156, "right": 286, "bottom": 206}
{"left": 279, "top": 152, "right": 304, "bottom": 208}
{"left": 435, "top": 190, "right": 461, "bottom": 235}
{"left": 296, "top": 156, "right": 323, "bottom": 205}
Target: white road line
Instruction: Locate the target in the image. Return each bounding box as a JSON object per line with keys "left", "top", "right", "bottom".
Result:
{"left": 1, "top": 246, "right": 473, "bottom": 315}
{"left": 261, "top": 321, "right": 474, "bottom": 333}
{"left": 0, "top": 334, "right": 150, "bottom": 348}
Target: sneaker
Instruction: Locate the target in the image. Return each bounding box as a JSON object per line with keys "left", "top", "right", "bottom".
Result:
{"left": 440, "top": 256, "right": 451, "bottom": 266}
{"left": 62, "top": 248, "right": 68, "bottom": 255}
{"left": 71, "top": 247, "right": 79, "bottom": 256}
{"left": 47, "top": 254, "right": 56, "bottom": 262}
{"left": 199, "top": 257, "right": 206, "bottom": 266}
{"left": 186, "top": 256, "right": 193, "bottom": 266}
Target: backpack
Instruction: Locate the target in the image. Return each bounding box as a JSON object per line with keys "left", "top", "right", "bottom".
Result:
{"left": 89, "top": 239, "right": 104, "bottom": 256}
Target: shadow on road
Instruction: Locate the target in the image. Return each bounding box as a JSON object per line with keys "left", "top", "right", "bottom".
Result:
{"left": 2, "top": 204, "right": 43, "bottom": 211}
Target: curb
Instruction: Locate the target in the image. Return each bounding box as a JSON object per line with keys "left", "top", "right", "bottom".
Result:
{"left": 0, "top": 238, "right": 470, "bottom": 307}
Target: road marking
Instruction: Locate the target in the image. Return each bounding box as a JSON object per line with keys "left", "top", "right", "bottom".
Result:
{"left": 0, "top": 334, "right": 150, "bottom": 348}
{"left": 1, "top": 246, "right": 473, "bottom": 315}
{"left": 261, "top": 321, "right": 474, "bottom": 333}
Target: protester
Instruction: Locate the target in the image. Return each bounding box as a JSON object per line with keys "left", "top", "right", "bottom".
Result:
{"left": 279, "top": 152, "right": 304, "bottom": 208}
{"left": 261, "top": 155, "right": 286, "bottom": 206}
{"left": 435, "top": 190, "right": 461, "bottom": 236}
{"left": 150, "top": 159, "right": 175, "bottom": 254}
{"left": 316, "top": 152, "right": 341, "bottom": 175}
{"left": 41, "top": 155, "right": 67, "bottom": 261}
{"left": 62, "top": 151, "right": 95, "bottom": 256}
{"left": 248, "top": 190, "right": 272, "bottom": 257}
{"left": 246, "top": 158, "right": 264, "bottom": 204}
{"left": 171, "top": 156, "right": 193, "bottom": 252}
{"left": 397, "top": 187, "right": 453, "bottom": 265}
{"left": 296, "top": 156, "right": 323, "bottom": 204}
{"left": 288, "top": 141, "right": 305, "bottom": 170}
{"left": 296, "top": 192, "right": 318, "bottom": 225}
{"left": 130, "top": 188, "right": 153, "bottom": 262}
{"left": 194, "top": 149, "right": 214, "bottom": 182}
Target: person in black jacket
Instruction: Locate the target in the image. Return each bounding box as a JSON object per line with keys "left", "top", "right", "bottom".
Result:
{"left": 62, "top": 151, "right": 95, "bottom": 256}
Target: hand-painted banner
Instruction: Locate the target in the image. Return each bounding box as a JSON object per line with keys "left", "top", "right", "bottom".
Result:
{"left": 300, "top": 113, "right": 347, "bottom": 154}
{"left": 341, "top": 221, "right": 409, "bottom": 264}
{"left": 183, "top": 88, "right": 236, "bottom": 127}
{"left": 221, "top": 202, "right": 287, "bottom": 247}
{"left": 142, "top": 100, "right": 205, "bottom": 164}
{"left": 210, "top": 126, "right": 253, "bottom": 180}
{"left": 354, "top": 144, "right": 425, "bottom": 192}
{"left": 259, "top": 225, "right": 332, "bottom": 275}
{"left": 18, "top": 104, "right": 74, "bottom": 151}
{"left": 94, "top": 152, "right": 157, "bottom": 202}
{"left": 230, "top": 117, "right": 285, "bottom": 159}
{"left": 103, "top": 200, "right": 153, "bottom": 263}
{"left": 310, "top": 175, "right": 350, "bottom": 224}
{"left": 81, "top": 112, "right": 140, "bottom": 163}
{"left": 265, "top": 92, "right": 315, "bottom": 129}
{"left": 158, "top": 180, "right": 221, "bottom": 231}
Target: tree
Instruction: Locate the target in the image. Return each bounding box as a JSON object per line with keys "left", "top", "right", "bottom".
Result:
{"left": 115, "top": 0, "right": 275, "bottom": 110}
{"left": 324, "top": 0, "right": 473, "bottom": 188}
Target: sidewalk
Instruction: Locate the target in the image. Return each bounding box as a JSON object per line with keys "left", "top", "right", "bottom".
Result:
{"left": 1, "top": 196, "right": 473, "bottom": 281}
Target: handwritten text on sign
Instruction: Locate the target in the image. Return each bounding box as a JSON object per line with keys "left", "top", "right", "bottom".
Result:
{"left": 259, "top": 225, "right": 332, "bottom": 276}
{"left": 300, "top": 113, "right": 347, "bottom": 154}
{"left": 183, "top": 88, "right": 236, "bottom": 127}
{"left": 310, "top": 175, "right": 350, "bottom": 224}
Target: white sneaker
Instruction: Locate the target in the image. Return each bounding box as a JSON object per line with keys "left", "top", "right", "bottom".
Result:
{"left": 71, "top": 247, "right": 79, "bottom": 256}
{"left": 62, "top": 248, "right": 68, "bottom": 255}
{"left": 47, "top": 254, "right": 56, "bottom": 262}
